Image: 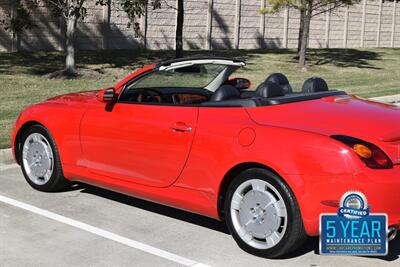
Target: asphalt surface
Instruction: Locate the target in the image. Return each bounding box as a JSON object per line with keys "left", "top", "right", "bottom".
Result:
{"left": 1, "top": 164, "right": 399, "bottom": 267}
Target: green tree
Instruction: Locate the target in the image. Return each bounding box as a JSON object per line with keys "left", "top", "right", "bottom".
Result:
{"left": 262, "top": 0, "right": 359, "bottom": 66}
{"left": 96, "top": 0, "right": 185, "bottom": 58}
{"left": 1, "top": 0, "right": 183, "bottom": 74}
{"left": 45, "top": 0, "right": 87, "bottom": 75}
{"left": 1, "top": 0, "right": 154, "bottom": 75}
{"left": 1, "top": 0, "right": 92, "bottom": 75}
{"left": 45, "top": 0, "right": 155, "bottom": 75}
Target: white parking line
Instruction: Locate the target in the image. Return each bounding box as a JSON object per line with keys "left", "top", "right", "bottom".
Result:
{"left": 0, "top": 195, "right": 209, "bottom": 267}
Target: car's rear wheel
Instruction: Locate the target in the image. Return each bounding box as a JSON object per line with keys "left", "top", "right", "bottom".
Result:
{"left": 225, "top": 168, "right": 306, "bottom": 258}
{"left": 20, "top": 125, "right": 70, "bottom": 192}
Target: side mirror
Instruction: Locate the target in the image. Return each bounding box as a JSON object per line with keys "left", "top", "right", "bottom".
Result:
{"left": 97, "top": 87, "right": 116, "bottom": 103}
{"left": 228, "top": 78, "right": 251, "bottom": 90}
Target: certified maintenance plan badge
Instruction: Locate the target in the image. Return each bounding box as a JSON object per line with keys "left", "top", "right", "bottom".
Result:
{"left": 320, "top": 191, "right": 388, "bottom": 255}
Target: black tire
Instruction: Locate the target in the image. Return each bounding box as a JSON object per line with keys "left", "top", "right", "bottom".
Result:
{"left": 224, "top": 168, "right": 307, "bottom": 258}
{"left": 19, "top": 125, "right": 71, "bottom": 192}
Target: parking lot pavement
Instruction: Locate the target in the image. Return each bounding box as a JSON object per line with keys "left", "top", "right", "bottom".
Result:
{"left": 1, "top": 165, "right": 399, "bottom": 267}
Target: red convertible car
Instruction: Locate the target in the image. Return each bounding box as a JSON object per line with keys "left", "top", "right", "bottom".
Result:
{"left": 11, "top": 57, "right": 400, "bottom": 258}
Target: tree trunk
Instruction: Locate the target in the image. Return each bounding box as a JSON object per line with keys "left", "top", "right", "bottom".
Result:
{"left": 299, "top": 10, "right": 311, "bottom": 66}
{"left": 297, "top": 9, "right": 305, "bottom": 53}
{"left": 175, "top": 0, "right": 184, "bottom": 58}
{"left": 65, "top": 15, "right": 77, "bottom": 75}
{"left": 143, "top": 1, "right": 148, "bottom": 50}
{"left": 10, "top": 4, "right": 19, "bottom": 52}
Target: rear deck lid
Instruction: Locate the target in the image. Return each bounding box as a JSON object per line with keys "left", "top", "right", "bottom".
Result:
{"left": 246, "top": 95, "right": 400, "bottom": 163}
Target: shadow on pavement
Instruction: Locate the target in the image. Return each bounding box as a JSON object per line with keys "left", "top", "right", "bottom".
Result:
{"left": 79, "top": 183, "right": 230, "bottom": 234}
{"left": 71, "top": 183, "right": 399, "bottom": 261}
{"left": 369, "top": 234, "right": 400, "bottom": 261}
{"left": 278, "top": 237, "right": 319, "bottom": 259}
{"left": 72, "top": 183, "right": 319, "bottom": 259}
{"left": 76, "top": 183, "right": 319, "bottom": 259}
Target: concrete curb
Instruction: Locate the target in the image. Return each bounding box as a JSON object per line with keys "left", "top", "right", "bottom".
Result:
{"left": 0, "top": 94, "right": 399, "bottom": 166}
{"left": 0, "top": 148, "right": 14, "bottom": 166}
{"left": 370, "top": 94, "right": 400, "bottom": 105}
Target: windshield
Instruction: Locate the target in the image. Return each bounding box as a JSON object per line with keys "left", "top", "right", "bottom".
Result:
{"left": 129, "top": 64, "right": 228, "bottom": 89}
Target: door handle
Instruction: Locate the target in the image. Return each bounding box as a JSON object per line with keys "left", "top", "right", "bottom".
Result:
{"left": 170, "top": 122, "right": 192, "bottom": 132}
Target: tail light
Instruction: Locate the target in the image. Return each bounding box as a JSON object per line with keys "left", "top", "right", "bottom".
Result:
{"left": 331, "top": 135, "right": 393, "bottom": 169}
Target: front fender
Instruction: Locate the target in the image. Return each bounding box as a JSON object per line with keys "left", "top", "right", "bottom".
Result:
{"left": 12, "top": 103, "right": 86, "bottom": 168}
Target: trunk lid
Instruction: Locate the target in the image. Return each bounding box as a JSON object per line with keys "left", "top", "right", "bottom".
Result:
{"left": 246, "top": 95, "right": 400, "bottom": 163}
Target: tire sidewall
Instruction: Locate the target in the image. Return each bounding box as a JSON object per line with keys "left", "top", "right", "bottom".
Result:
{"left": 19, "top": 125, "right": 62, "bottom": 192}
{"left": 224, "top": 168, "right": 300, "bottom": 258}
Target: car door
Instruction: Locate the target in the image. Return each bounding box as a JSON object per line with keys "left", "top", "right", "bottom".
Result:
{"left": 79, "top": 61, "right": 237, "bottom": 188}
{"left": 80, "top": 102, "right": 198, "bottom": 187}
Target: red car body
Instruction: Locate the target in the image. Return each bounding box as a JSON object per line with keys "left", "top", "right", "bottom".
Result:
{"left": 11, "top": 60, "right": 400, "bottom": 237}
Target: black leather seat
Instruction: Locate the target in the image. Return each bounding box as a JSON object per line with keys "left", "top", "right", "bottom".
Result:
{"left": 210, "top": 85, "right": 240, "bottom": 101}
{"left": 301, "top": 77, "right": 329, "bottom": 93}
{"left": 256, "top": 81, "right": 285, "bottom": 98}
{"left": 265, "top": 73, "right": 293, "bottom": 93}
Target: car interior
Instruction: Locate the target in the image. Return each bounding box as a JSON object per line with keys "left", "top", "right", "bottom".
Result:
{"left": 118, "top": 65, "right": 346, "bottom": 107}
{"left": 199, "top": 74, "right": 346, "bottom": 107}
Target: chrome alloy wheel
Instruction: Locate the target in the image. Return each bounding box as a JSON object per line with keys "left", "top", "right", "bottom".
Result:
{"left": 22, "top": 133, "right": 54, "bottom": 185}
{"left": 230, "top": 179, "right": 288, "bottom": 249}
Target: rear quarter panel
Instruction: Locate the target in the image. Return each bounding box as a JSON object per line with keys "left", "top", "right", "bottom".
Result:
{"left": 175, "top": 107, "right": 364, "bottom": 234}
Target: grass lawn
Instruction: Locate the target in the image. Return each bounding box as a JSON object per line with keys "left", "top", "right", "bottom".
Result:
{"left": 1, "top": 48, "right": 400, "bottom": 149}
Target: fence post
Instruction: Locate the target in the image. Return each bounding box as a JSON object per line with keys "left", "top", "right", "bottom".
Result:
{"left": 102, "top": 0, "right": 111, "bottom": 50}
{"left": 259, "top": 0, "right": 265, "bottom": 48}
{"left": 360, "top": 0, "right": 367, "bottom": 47}
{"left": 140, "top": 1, "right": 148, "bottom": 49}
{"left": 325, "top": 9, "right": 331, "bottom": 48}
{"left": 376, "top": 0, "right": 382, "bottom": 47}
{"left": 343, "top": 6, "right": 349, "bottom": 48}
{"left": 283, "top": 7, "right": 289, "bottom": 48}
{"left": 58, "top": 14, "right": 65, "bottom": 51}
{"left": 234, "top": 0, "right": 241, "bottom": 49}
{"left": 206, "top": 0, "right": 213, "bottom": 50}
{"left": 391, "top": 0, "right": 397, "bottom": 47}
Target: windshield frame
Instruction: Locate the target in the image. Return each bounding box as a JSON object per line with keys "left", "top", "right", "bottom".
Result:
{"left": 123, "top": 64, "right": 244, "bottom": 93}
{"left": 126, "top": 64, "right": 229, "bottom": 90}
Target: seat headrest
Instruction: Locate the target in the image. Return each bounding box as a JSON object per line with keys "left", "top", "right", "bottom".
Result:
{"left": 265, "top": 73, "right": 293, "bottom": 93}
{"left": 210, "top": 85, "right": 240, "bottom": 102}
{"left": 301, "top": 77, "right": 329, "bottom": 93}
{"left": 256, "top": 81, "right": 285, "bottom": 98}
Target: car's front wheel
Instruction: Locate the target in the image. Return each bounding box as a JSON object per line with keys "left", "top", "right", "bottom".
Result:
{"left": 225, "top": 168, "right": 306, "bottom": 258}
{"left": 20, "top": 125, "right": 70, "bottom": 192}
